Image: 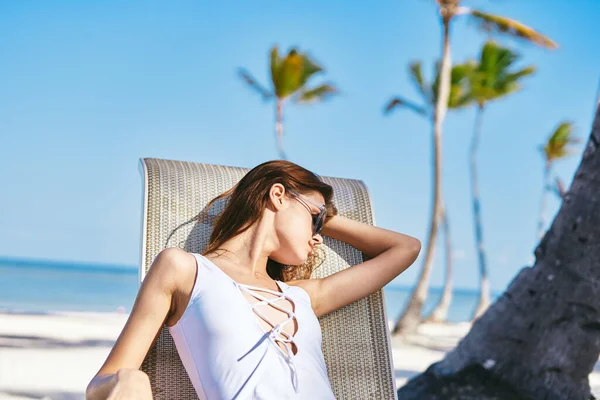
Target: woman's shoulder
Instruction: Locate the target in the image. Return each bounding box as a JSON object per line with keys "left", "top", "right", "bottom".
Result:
{"left": 150, "top": 248, "right": 199, "bottom": 301}
{"left": 154, "top": 248, "right": 197, "bottom": 280}
{"left": 154, "top": 249, "right": 201, "bottom": 326}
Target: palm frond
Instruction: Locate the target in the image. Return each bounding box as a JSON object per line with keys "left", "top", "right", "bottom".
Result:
{"left": 469, "top": 10, "right": 558, "bottom": 49}
{"left": 275, "top": 48, "right": 325, "bottom": 99}
{"left": 431, "top": 61, "right": 474, "bottom": 109}
{"left": 468, "top": 40, "right": 534, "bottom": 106}
{"left": 276, "top": 48, "right": 304, "bottom": 98}
{"left": 299, "top": 53, "right": 324, "bottom": 87}
{"left": 448, "top": 61, "right": 475, "bottom": 109}
{"left": 409, "top": 61, "right": 432, "bottom": 105}
{"left": 506, "top": 65, "right": 536, "bottom": 81}
{"left": 296, "top": 83, "right": 337, "bottom": 103}
{"left": 238, "top": 68, "right": 274, "bottom": 100}
{"left": 269, "top": 46, "right": 282, "bottom": 91}
{"left": 480, "top": 41, "right": 519, "bottom": 76}
{"left": 383, "top": 97, "right": 428, "bottom": 116}
{"left": 543, "top": 121, "right": 580, "bottom": 162}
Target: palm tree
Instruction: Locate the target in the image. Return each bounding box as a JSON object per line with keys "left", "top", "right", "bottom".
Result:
{"left": 538, "top": 122, "right": 580, "bottom": 240}
{"left": 392, "top": 1, "right": 556, "bottom": 335}
{"left": 465, "top": 40, "right": 537, "bottom": 319}
{"left": 385, "top": 61, "right": 472, "bottom": 330}
{"left": 553, "top": 177, "right": 567, "bottom": 199}
{"left": 398, "top": 104, "right": 600, "bottom": 400}
{"left": 425, "top": 206, "right": 454, "bottom": 323}
{"left": 239, "top": 46, "right": 337, "bottom": 160}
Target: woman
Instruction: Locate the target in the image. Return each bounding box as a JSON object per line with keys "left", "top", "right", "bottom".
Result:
{"left": 86, "top": 160, "right": 421, "bottom": 399}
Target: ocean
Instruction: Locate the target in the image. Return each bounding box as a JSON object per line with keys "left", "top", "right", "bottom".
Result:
{"left": 0, "top": 257, "right": 499, "bottom": 322}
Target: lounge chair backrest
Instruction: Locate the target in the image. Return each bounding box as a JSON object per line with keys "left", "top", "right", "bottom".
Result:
{"left": 139, "top": 158, "right": 396, "bottom": 399}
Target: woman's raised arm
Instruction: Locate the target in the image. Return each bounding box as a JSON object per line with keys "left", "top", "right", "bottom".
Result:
{"left": 296, "top": 215, "right": 421, "bottom": 317}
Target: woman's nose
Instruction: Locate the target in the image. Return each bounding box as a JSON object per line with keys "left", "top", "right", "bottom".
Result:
{"left": 312, "top": 234, "right": 323, "bottom": 245}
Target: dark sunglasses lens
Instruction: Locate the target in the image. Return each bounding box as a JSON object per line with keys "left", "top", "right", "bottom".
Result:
{"left": 314, "top": 209, "right": 326, "bottom": 234}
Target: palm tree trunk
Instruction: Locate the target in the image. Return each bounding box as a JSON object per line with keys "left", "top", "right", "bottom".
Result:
{"left": 398, "top": 104, "right": 600, "bottom": 400}
{"left": 555, "top": 177, "right": 566, "bottom": 198}
{"left": 537, "top": 163, "right": 551, "bottom": 241}
{"left": 275, "top": 100, "right": 287, "bottom": 160}
{"left": 425, "top": 204, "right": 453, "bottom": 323}
{"left": 392, "top": 20, "right": 451, "bottom": 336}
{"left": 471, "top": 105, "right": 491, "bottom": 320}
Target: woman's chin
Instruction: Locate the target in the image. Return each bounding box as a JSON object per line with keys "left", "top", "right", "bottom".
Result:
{"left": 290, "top": 252, "right": 309, "bottom": 266}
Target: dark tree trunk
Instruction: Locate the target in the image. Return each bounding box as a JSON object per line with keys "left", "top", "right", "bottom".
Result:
{"left": 398, "top": 104, "right": 600, "bottom": 400}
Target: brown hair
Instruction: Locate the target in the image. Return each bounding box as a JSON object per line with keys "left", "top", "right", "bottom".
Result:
{"left": 200, "top": 160, "right": 337, "bottom": 281}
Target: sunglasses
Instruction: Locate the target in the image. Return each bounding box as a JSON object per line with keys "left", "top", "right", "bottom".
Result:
{"left": 289, "top": 191, "right": 327, "bottom": 235}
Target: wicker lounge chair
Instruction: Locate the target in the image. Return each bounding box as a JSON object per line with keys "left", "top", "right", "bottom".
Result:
{"left": 138, "top": 157, "right": 397, "bottom": 399}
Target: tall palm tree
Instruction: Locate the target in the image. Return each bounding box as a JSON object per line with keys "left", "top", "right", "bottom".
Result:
{"left": 538, "top": 122, "right": 580, "bottom": 240}
{"left": 465, "top": 40, "right": 537, "bottom": 319}
{"left": 385, "top": 61, "right": 472, "bottom": 330}
{"left": 392, "top": 1, "right": 556, "bottom": 335}
{"left": 425, "top": 206, "right": 454, "bottom": 323}
{"left": 239, "top": 46, "right": 337, "bottom": 160}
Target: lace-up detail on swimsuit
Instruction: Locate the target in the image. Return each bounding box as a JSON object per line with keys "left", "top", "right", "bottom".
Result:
{"left": 236, "top": 283, "right": 300, "bottom": 391}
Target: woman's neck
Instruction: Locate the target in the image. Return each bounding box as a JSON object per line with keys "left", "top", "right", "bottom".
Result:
{"left": 212, "top": 217, "right": 277, "bottom": 278}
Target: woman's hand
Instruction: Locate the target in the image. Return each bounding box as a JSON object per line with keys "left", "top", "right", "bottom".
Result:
{"left": 108, "top": 369, "right": 153, "bottom": 400}
{"left": 86, "top": 369, "right": 152, "bottom": 400}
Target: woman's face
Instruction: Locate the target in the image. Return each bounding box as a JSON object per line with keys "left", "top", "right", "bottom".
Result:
{"left": 270, "top": 188, "right": 325, "bottom": 266}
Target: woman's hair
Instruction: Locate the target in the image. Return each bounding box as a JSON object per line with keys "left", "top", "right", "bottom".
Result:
{"left": 201, "top": 160, "right": 337, "bottom": 281}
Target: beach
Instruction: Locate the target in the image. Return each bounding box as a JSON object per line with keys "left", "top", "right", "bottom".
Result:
{"left": 0, "top": 312, "right": 598, "bottom": 399}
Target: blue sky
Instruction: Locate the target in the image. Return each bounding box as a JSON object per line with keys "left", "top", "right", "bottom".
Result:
{"left": 1, "top": 1, "right": 598, "bottom": 292}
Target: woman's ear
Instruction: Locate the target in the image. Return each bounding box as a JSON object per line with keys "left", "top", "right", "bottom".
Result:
{"left": 269, "top": 183, "right": 287, "bottom": 210}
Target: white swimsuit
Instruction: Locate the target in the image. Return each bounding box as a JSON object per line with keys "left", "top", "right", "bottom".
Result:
{"left": 168, "top": 253, "right": 335, "bottom": 399}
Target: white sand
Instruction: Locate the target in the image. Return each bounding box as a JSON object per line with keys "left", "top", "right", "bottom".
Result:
{"left": 0, "top": 312, "right": 128, "bottom": 400}
{"left": 0, "top": 312, "right": 598, "bottom": 399}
